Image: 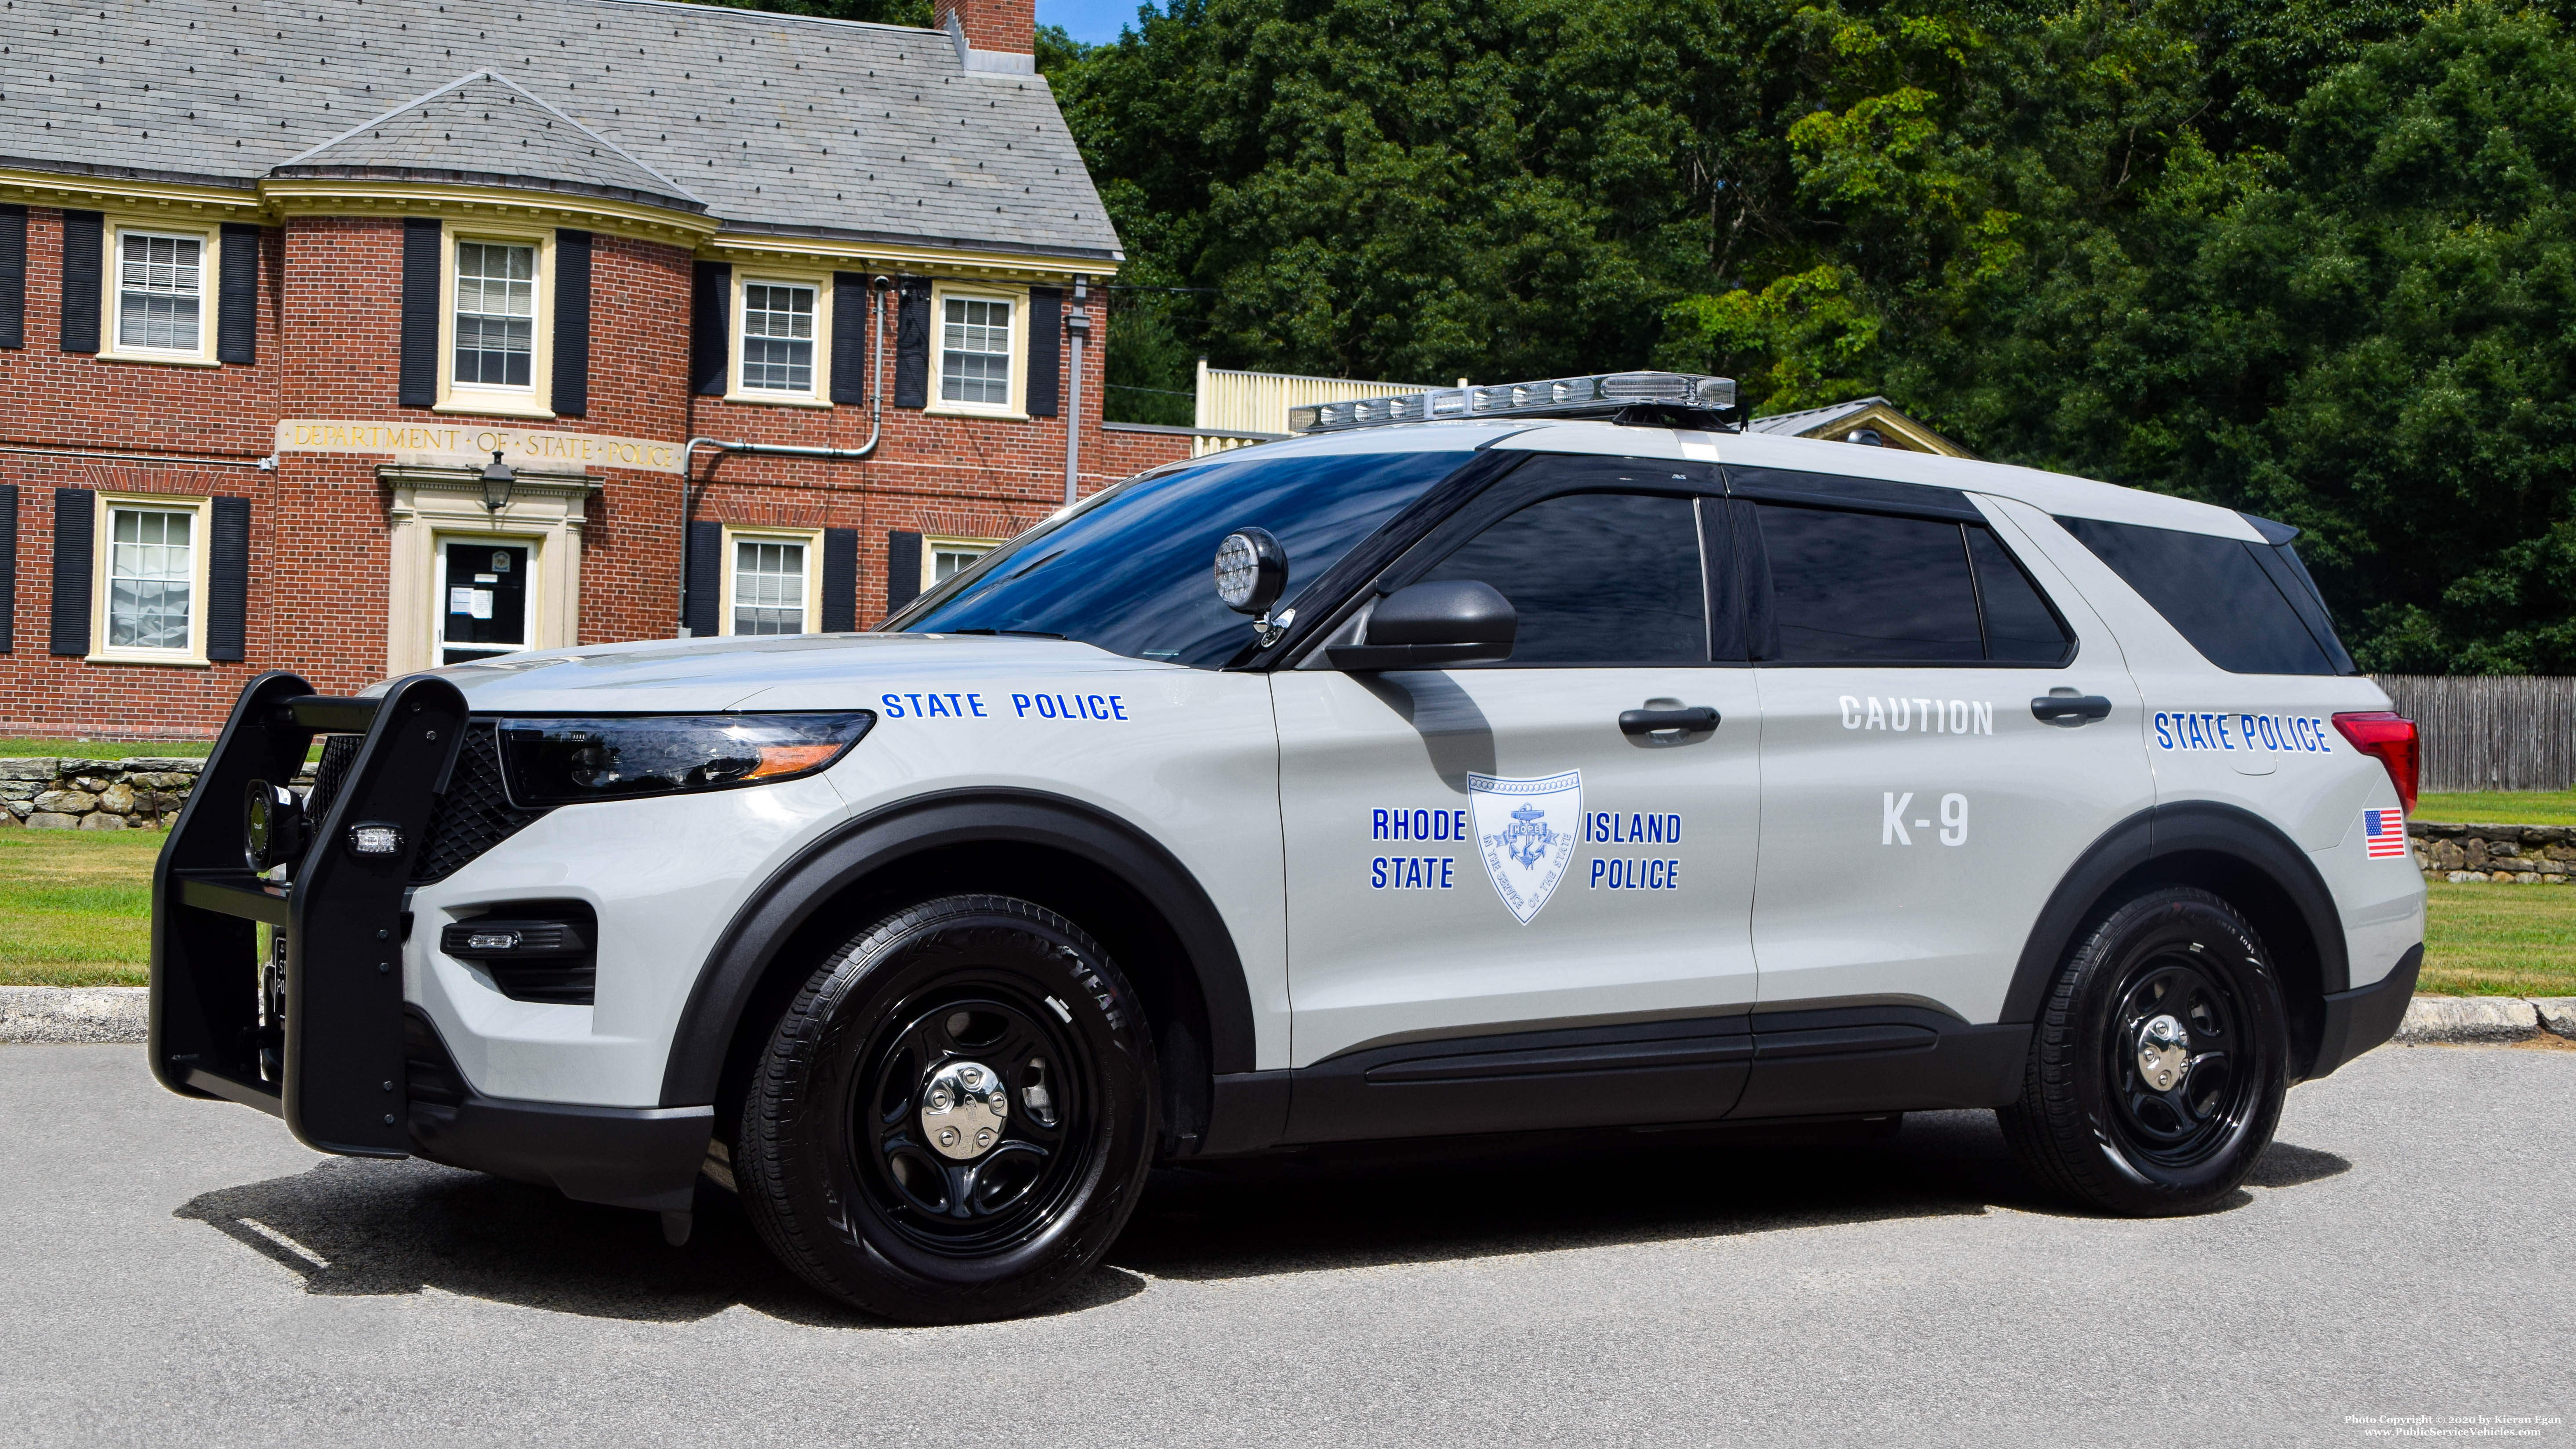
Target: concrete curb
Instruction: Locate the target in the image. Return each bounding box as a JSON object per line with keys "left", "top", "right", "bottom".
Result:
{"left": 4, "top": 987, "right": 2570, "bottom": 1047}
{"left": 0, "top": 987, "right": 149, "bottom": 1043}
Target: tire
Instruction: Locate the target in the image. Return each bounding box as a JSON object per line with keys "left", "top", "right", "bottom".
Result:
{"left": 1999, "top": 885, "right": 2289, "bottom": 1216}
{"left": 737, "top": 893, "right": 1157, "bottom": 1322}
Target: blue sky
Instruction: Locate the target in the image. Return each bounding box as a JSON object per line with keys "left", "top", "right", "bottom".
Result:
{"left": 1038, "top": 0, "right": 1150, "bottom": 45}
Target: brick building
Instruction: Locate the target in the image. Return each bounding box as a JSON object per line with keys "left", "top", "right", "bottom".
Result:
{"left": 0, "top": 0, "right": 1190, "bottom": 739}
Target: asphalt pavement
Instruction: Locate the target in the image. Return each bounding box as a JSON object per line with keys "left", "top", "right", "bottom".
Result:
{"left": 1, "top": 1041, "right": 2568, "bottom": 1447}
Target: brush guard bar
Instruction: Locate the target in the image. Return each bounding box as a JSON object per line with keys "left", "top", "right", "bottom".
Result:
{"left": 149, "top": 671, "right": 467, "bottom": 1157}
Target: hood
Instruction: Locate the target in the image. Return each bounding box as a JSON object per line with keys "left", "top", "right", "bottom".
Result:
{"left": 374, "top": 632, "right": 1175, "bottom": 715}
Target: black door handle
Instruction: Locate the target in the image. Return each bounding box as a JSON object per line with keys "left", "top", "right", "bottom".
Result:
{"left": 2031, "top": 694, "right": 2113, "bottom": 723}
{"left": 1619, "top": 706, "right": 1720, "bottom": 736}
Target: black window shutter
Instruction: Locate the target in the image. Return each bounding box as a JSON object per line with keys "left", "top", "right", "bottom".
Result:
{"left": 886, "top": 530, "right": 923, "bottom": 613}
{"left": 0, "top": 484, "right": 17, "bottom": 653}
{"left": 50, "top": 488, "right": 93, "bottom": 656}
{"left": 690, "top": 261, "right": 730, "bottom": 396}
{"left": 217, "top": 223, "right": 259, "bottom": 364}
{"left": 829, "top": 272, "right": 868, "bottom": 406}
{"left": 208, "top": 497, "right": 250, "bottom": 661}
{"left": 1025, "top": 286, "right": 1061, "bottom": 418}
{"left": 685, "top": 520, "right": 722, "bottom": 636}
{"left": 398, "top": 217, "right": 441, "bottom": 406}
{"left": 552, "top": 228, "right": 591, "bottom": 417}
{"left": 60, "top": 210, "right": 102, "bottom": 354}
{"left": 821, "top": 528, "right": 858, "bottom": 631}
{"left": 0, "top": 204, "right": 25, "bottom": 350}
{"left": 893, "top": 276, "right": 931, "bottom": 408}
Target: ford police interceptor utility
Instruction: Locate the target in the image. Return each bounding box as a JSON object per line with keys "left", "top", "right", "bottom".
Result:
{"left": 149, "top": 371, "right": 2425, "bottom": 1323}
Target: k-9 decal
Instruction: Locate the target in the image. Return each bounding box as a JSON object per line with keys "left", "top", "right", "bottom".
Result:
{"left": 1882, "top": 792, "right": 1969, "bottom": 847}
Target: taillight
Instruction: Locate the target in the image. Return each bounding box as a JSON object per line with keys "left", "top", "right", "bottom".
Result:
{"left": 2333, "top": 712, "right": 2419, "bottom": 815}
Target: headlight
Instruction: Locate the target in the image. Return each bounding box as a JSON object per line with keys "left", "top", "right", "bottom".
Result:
{"left": 493, "top": 712, "right": 874, "bottom": 807}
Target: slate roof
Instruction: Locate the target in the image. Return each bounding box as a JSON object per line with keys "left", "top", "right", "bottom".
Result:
{"left": 0, "top": 0, "right": 1121, "bottom": 264}
{"left": 275, "top": 71, "right": 704, "bottom": 213}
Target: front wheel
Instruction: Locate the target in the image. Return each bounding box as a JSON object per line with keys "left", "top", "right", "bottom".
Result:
{"left": 1999, "top": 886, "right": 2288, "bottom": 1216}
{"left": 737, "top": 894, "right": 1156, "bottom": 1322}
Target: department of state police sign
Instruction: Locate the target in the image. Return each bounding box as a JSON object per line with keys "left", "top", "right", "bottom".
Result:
{"left": 1468, "top": 770, "right": 1582, "bottom": 924}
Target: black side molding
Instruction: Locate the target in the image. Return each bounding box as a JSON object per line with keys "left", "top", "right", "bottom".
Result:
{"left": 1201, "top": 1005, "right": 2031, "bottom": 1156}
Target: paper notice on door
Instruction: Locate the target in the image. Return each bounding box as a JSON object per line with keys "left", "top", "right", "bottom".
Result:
{"left": 449, "top": 587, "right": 476, "bottom": 616}
{"left": 470, "top": 589, "right": 495, "bottom": 620}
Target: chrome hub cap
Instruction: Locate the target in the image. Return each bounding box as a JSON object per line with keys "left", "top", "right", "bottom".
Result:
{"left": 921, "top": 1059, "right": 1009, "bottom": 1160}
{"left": 2136, "top": 1013, "right": 2190, "bottom": 1093}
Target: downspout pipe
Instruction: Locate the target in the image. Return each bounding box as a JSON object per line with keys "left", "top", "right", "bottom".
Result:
{"left": 1063, "top": 276, "right": 1088, "bottom": 505}
{"left": 678, "top": 273, "right": 894, "bottom": 636}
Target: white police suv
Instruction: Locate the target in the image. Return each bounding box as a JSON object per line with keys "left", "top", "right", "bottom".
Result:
{"left": 150, "top": 372, "right": 2425, "bottom": 1322}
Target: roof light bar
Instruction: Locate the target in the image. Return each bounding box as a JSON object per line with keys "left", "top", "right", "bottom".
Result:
{"left": 1288, "top": 371, "right": 1738, "bottom": 434}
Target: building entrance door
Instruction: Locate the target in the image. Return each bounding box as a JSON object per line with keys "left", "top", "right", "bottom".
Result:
{"left": 438, "top": 539, "right": 533, "bottom": 665}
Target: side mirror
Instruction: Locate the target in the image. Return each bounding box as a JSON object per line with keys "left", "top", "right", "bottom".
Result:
{"left": 1327, "top": 580, "right": 1517, "bottom": 671}
{"left": 1213, "top": 527, "right": 1288, "bottom": 617}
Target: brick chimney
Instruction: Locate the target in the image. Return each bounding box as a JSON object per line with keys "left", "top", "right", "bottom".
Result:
{"left": 936, "top": 0, "right": 1034, "bottom": 59}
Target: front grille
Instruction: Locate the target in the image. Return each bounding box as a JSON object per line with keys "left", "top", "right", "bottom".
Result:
{"left": 413, "top": 723, "right": 547, "bottom": 883}
{"left": 304, "top": 723, "right": 547, "bottom": 885}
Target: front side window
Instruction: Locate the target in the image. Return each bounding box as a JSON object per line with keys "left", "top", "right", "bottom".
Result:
{"left": 903, "top": 447, "right": 1474, "bottom": 668}
{"left": 733, "top": 539, "right": 808, "bottom": 635}
{"left": 107, "top": 508, "right": 194, "bottom": 650}
{"left": 939, "top": 297, "right": 1012, "bottom": 406}
{"left": 117, "top": 232, "right": 202, "bottom": 353}
{"left": 454, "top": 241, "right": 536, "bottom": 389}
{"left": 1419, "top": 493, "right": 1708, "bottom": 664}
{"left": 741, "top": 282, "right": 816, "bottom": 393}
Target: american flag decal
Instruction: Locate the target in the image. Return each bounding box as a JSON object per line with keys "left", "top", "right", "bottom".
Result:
{"left": 2363, "top": 809, "right": 2408, "bottom": 859}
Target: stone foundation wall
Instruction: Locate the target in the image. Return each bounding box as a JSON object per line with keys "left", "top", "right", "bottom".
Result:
{"left": 0, "top": 756, "right": 316, "bottom": 831}
{"left": 2409, "top": 822, "right": 2575, "bottom": 883}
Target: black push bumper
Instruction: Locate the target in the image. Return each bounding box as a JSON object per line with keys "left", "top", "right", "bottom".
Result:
{"left": 149, "top": 672, "right": 713, "bottom": 1213}
{"left": 2308, "top": 942, "right": 2424, "bottom": 1080}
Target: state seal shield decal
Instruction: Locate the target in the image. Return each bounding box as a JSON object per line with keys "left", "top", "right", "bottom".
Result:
{"left": 1468, "top": 770, "right": 1582, "bottom": 924}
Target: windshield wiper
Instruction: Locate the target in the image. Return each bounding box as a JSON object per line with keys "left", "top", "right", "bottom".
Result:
{"left": 951, "top": 628, "right": 1068, "bottom": 639}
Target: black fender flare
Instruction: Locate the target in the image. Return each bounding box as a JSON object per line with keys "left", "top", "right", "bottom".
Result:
{"left": 2002, "top": 800, "right": 2351, "bottom": 1024}
{"left": 657, "top": 788, "right": 1258, "bottom": 1107}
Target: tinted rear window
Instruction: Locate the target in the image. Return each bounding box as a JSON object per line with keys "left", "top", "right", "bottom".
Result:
{"left": 1757, "top": 505, "right": 1986, "bottom": 662}
{"left": 901, "top": 449, "right": 1469, "bottom": 668}
{"left": 2056, "top": 517, "right": 2347, "bottom": 675}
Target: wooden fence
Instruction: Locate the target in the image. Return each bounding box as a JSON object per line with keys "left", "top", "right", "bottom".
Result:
{"left": 2370, "top": 675, "right": 2576, "bottom": 792}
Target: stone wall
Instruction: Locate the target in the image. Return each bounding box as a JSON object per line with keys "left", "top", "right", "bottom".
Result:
{"left": 0, "top": 758, "right": 206, "bottom": 829}
{"left": 2410, "top": 822, "right": 2575, "bottom": 883}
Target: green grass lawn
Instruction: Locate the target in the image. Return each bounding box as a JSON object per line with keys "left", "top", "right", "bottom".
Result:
{"left": 3, "top": 833, "right": 2569, "bottom": 995}
{"left": 0, "top": 738, "right": 215, "bottom": 759}
{"left": 2414, "top": 789, "right": 2576, "bottom": 826}
{"left": 0, "top": 829, "right": 162, "bottom": 987}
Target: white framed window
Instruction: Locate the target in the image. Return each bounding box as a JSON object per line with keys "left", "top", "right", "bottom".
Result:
{"left": 922, "top": 535, "right": 1000, "bottom": 594}
{"left": 454, "top": 240, "right": 537, "bottom": 389}
{"left": 89, "top": 494, "right": 213, "bottom": 665}
{"left": 940, "top": 297, "right": 1012, "bottom": 406}
{"left": 740, "top": 281, "right": 817, "bottom": 395}
{"left": 719, "top": 527, "right": 824, "bottom": 636}
{"left": 100, "top": 221, "right": 219, "bottom": 366}
{"left": 725, "top": 269, "right": 834, "bottom": 407}
{"left": 437, "top": 225, "right": 553, "bottom": 418}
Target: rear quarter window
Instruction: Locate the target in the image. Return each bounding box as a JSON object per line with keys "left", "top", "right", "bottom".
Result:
{"left": 2056, "top": 517, "right": 2352, "bottom": 676}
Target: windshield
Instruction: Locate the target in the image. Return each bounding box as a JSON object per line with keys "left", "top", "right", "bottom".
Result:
{"left": 898, "top": 448, "right": 1474, "bottom": 668}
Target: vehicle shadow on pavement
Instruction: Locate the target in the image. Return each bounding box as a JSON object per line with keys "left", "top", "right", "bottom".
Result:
{"left": 170, "top": 1157, "right": 1146, "bottom": 1328}
{"left": 1108, "top": 1110, "right": 2354, "bottom": 1282}
{"left": 167, "top": 1113, "right": 2348, "bottom": 1322}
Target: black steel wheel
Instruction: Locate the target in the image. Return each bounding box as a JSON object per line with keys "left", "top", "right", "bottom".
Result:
{"left": 738, "top": 894, "right": 1155, "bottom": 1322}
{"left": 1999, "top": 885, "right": 2288, "bottom": 1215}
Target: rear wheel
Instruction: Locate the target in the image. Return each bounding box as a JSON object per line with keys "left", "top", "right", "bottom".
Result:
{"left": 737, "top": 894, "right": 1156, "bottom": 1322}
{"left": 1999, "top": 886, "right": 2288, "bottom": 1215}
